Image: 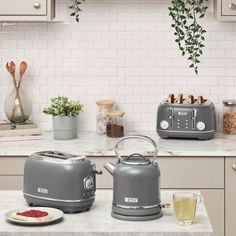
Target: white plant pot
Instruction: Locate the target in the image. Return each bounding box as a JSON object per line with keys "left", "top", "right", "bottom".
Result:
{"left": 52, "top": 116, "right": 78, "bottom": 140}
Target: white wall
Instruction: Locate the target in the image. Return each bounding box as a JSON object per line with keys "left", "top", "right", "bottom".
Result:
{"left": 0, "top": 0, "right": 235, "bottom": 131}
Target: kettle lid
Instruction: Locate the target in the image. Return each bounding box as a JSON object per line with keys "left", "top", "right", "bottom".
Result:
{"left": 122, "top": 153, "right": 150, "bottom": 165}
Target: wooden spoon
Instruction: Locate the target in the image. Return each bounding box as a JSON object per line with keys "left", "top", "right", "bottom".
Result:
{"left": 18, "top": 61, "right": 27, "bottom": 90}
{"left": 12, "top": 61, "right": 28, "bottom": 120}
{"left": 12, "top": 61, "right": 27, "bottom": 121}
{"left": 6, "top": 62, "right": 17, "bottom": 88}
{"left": 6, "top": 61, "right": 26, "bottom": 122}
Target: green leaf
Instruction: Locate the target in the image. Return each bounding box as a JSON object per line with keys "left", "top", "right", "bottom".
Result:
{"left": 68, "top": 0, "right": 84, "bottom": 22}
{"left": 168, "top": 0, "right": 207, "bottom": 74}
{"left": 43, "top": 96, "right": 83, "bottom": 116}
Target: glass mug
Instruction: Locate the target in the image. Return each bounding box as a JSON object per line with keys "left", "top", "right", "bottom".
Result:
{"left": 173, "top": 192, "right": 202, "bottom": 225}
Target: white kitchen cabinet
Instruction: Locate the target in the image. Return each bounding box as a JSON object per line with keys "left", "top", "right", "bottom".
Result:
{"left": 89, "top": 157, "right": 115, "bottom": 189}
{"left": 158, "top": 157, "right": 224, "bottom": 188}
{"left": 225, "top": 157, "right": 236, "bottom": 236}
{"left": 214, "top": 0, "right": 236, "bottom": 21}
{"left": 155, "top": 157, "right": 224, "bottom": 236}
{"left": 200, "top": 189, "right": 224, "bottom": 236}
{"left": 0, "top": 156, "right": 25, "bottom": 190}
{"left": 0, "top": 176, "right": 23, "bottom": 190}
{"left": 0, "top": 0, "right": 55, "bottom": 22}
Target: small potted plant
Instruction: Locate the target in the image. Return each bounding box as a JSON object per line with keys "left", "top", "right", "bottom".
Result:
{"left": 43, "top": 96, "right": 83, "bottom": 140}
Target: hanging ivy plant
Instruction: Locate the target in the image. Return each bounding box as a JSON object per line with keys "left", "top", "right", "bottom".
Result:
{"left": 168, "top": 0, "right": 208, "bottom": 74}
{"left": 68, "top": 0, "right": 85, "bottom": 22}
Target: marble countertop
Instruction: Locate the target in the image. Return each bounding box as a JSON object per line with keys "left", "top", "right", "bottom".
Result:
{"left": 0, "top": 190, "right": 213, "bottom": 236}
{"left": 0, "top": 131, "right": 236, "bottom": 157}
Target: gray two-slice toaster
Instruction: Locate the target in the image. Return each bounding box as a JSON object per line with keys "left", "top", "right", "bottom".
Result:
{"left": 156, "top": 95, "right": 216, "bottom": 140}
{"left": 23, "top": 151, "right": 102, "bottom": 213}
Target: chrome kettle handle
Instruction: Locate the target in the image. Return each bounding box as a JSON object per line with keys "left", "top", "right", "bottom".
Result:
{"left": 114, "top": 135, "right": 158, "bottom": 163}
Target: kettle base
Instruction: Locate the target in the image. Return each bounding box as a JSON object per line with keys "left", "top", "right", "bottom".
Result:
{"left": 111, "top": 211, "right": 163, "bottom": 221}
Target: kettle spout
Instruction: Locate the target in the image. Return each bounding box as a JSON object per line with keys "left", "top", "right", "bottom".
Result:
{"left": 104, "top": 162, "right": 116, "bottom": 176}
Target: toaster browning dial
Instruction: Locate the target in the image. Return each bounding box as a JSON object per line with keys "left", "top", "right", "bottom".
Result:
{"left": 196, "top": 121, "right": 206, "bottom": 131}
{"left": 83, "top": 176, "right": 94, "bottom": 191}
{"left": 160, "top": 120, "right": 169, "bottom": 129}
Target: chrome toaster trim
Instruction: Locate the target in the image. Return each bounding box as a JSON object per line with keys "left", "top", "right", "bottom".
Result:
{"left": 23, "top": 192, "right": 95, "bottom": 203}
{"left": 161, "top": 129, "right": 215, "bottom": 133}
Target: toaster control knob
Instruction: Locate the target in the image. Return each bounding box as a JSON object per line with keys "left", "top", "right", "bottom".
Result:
{"left": 83, "top": 176, "right": 94, "bottom": 191}
{"left": 196, "top": 121, "right": 205, "bottom": 131}
{"left": 160, "top": 120, "right": 169, "bottom": 130}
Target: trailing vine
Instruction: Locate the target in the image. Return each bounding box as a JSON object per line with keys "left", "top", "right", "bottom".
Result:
{"left": 69, "top": 0, "right": 85, "bottom": 22}
{"left": 168, "top": 0, "right": 208, "bottom": 74}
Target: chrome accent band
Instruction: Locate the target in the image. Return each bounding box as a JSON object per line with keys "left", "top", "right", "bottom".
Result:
{"left": 158, "top": 129, "right": 215, "bottom": 133}
{"left": 23, "top": 192, "right": 95, "bottom": 203}
{"left": 113, "top": 202, "right": 161, "bottom": 209}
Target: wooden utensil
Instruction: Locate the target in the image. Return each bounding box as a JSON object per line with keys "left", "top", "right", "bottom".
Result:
{"left": 11, "top": 61, "right": 28, "bottom": 120}
{"left": 177, "top": 94, "right": 183, "bottom": 104}
{"left": 18, "top": 61, "right": 27, "bottom": 90}
{"left": 168, "top": 94, "right": 174, "bottom": 103}
{"left": 198, "top": 96, "right": 204, "bottom": 105}
{"left": 188, "top": 95, "right": 194, "bottom": 104}
{"left": 6, "top": 61, "right": 26, "bottom": 121}
{"left": 6, "top": 62, "right": 17, "bottom": 88}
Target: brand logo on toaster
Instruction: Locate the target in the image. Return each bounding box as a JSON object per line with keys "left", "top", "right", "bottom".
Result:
{"left": 124, "top": 197, "right": 138, "bottom": 203}
{"left": 37, "top": 188, "right": 48, "bottom": 194}
{"left": 178, "top": 111, "right": 188, "bottom": 116}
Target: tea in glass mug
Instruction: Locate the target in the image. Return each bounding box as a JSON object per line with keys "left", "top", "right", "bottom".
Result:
{"left": 173, "top": 192, "right": 202, "bottom": 225}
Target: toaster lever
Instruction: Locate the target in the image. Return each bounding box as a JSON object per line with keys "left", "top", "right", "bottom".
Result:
{"left": 70, "top": 156, "right": 86, "bottom": 162}
{"left": 192, "top": 108, "right": 197, "bottom": 129}
{"left": 94, "top": 170, "right": 103, "bottom": 175}
{"left": 169, "top": 107, "right": 174, "bottom": 128}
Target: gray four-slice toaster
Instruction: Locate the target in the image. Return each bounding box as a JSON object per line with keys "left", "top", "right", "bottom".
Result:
{"left": 156, "top": 94, "right": 216, "bottom": 140}
{"left": 23, "top": 151, "right": 102, "bottom": 213}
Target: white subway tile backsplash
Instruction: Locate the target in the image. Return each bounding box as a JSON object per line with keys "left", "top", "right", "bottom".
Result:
{"left": 0, "top": 0, "right": 235, "bottom": 131}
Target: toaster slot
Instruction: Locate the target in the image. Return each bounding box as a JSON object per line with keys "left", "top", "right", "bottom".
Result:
{"left": 35, "top": 151, "right": 77, "bottom": 160}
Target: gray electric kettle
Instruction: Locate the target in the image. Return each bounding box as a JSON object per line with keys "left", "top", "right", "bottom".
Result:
{"left": 104, "top": 135, "right": 164, "bottom": 221}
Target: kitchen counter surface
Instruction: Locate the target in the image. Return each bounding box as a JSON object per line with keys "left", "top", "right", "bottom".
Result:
{"left": 0, "top": 190, "right": 212, "bottom": 236}
{"left": 0, "top": 131, "right": 236, "bottom": 157}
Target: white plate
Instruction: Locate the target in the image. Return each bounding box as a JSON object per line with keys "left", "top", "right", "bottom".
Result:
{"left": 5, "top": 207, "right": 64, "bottom": 225}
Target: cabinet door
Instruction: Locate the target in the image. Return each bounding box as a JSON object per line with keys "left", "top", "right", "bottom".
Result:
{"left": 200, "top": 189, "right": 224, "bottom": 236}
{"left": 158, "top": 157, "right": 224, "bottom": 188}
{"left": 0, "top": 157, "right": 26, "bottom": 175}
{"left": 221, "top": 0, "right": 236, "bottom": 16}
{"left": 0, "top": 156, "right": 26, "bottom": 190}
{"left": 88, "top": 157, "right": 115, "bottom": 189}
{"left": 225, "top": 157, "right": 236, "bottom": 236}
{"left": 0, "top": 176, "right": 23, "bottom": 190}
{"left": 0, "top": 0, "right": 47, "bottom": 16}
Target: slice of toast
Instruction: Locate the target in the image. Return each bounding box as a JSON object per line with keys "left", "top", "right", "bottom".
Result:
{"left": 11, "top": 210, "right": 52, "bottom": 222}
